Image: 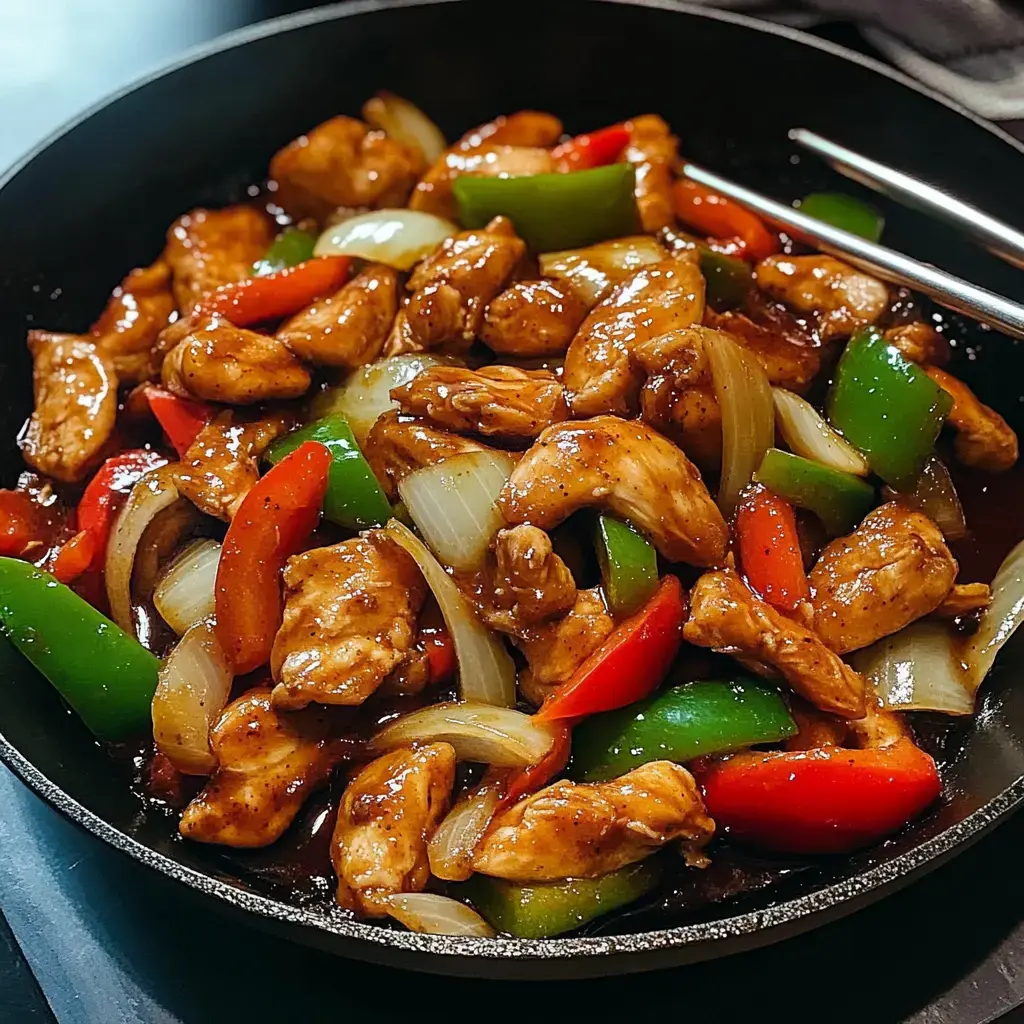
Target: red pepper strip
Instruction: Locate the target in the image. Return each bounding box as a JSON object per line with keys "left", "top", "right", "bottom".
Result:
{"left": 0, "top": 490, "right": 52, "bottom": 558}
{"left": 735, "top": 484, "right": 809, "bottom": 612}
{"left": 197, "top": 256, "right": 352, "bottom": 326}
{"left": 421, "top": 626, "right": 456, "bottom": 684}
{"left": 674, "top": 180, "right": 780, "bottom": 262}
{"left": 498, "top": 722, "right": 573, "bottom": 811}
{"left": 551, "top": 124, "right": 631, "bottom": 172}
{"left": 144, "top": 387, "right": 215, "bottom": 456}
{"left": 215, "top": 440, "right": 331, "bottom": 674}
{"left": 51, "top": 529, "right": 97, "bottom": 584}
{"left": 536, "top": 575, "right": 686, "bottom": 722}
{"left": 699, "top": 739, "right": 941, "bottom": 854}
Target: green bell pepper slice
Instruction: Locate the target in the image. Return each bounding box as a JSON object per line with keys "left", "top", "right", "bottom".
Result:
{"left": 0, "top": 558, "right": 160, "bottom": 740}
{"left": 253, "top": 228, "right": 316, "bottom": 276}
{"left": 453, "top": 164, "right": 641, "bottom": 251}
{"left": 699, "top": 249, "right": 753, "bottom": 311}
{"left": 570, "top": 679, "right": 796, "bottom": 783}
{"left": 798, "top": 192, "right": 884, "bottom": 243}
{"left": 266, "top": 414, "right": 391, "bottom": 529}
{"left": 595, "top": 515, "right": 658, "bottom": 617}
{"left": 827, "top": 326, "right": 953, "bottom": 490}
{"left": 754, "top": 447, "right": 875, "bottom": 536}
{"left": 464, "top": 860, "right": 661, "bottom": 938}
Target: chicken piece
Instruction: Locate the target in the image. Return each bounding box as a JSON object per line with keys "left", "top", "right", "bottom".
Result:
{"left": 624, "top": 114, "right": 678, "bottom": 232}
{"left": 754, "top": 255, "right": 888, "bottom": 341}
{"left": 933, "top": 581, "right": 991, "bottom": 619}
{"left": 276, "top": 263, "right": 398, "bottom": 369}
{"left": 684, "top": 570, "right": 866, "bottom": 717}
{"left": 20, "top": 332, "right": 117, "bottom": 483}
{"left": 269, "top": 115, "right": 425, "bottom": 222}
{"left": 453, "top": 110, "right": 564, "bottom": 152}
{"left": 332, "top": 743, "right": 455, "bottom": 915}
{"left": 164, "top": 206, "right": 274, "bottom": 312}
{"left": 923, "top": 366, "right": 1018, "bottom": 472}
{"left": 179, "top": 688, "right": 335, "bottom": 848}
{"left": 564, "top": 254, "right": 706, "bottom": 417}
{"left": 363, "top": 411, "right": 500, "bottom": 501}
{"left": 270, "top": 531, "right": 426, "bottom": 711}
{"left": 162, "top": 317, "right": 311, "bottom": 405}
{"left": 386, "top": 217, "right": 525, "bottom": 354}
{"left": 391, "top": 365, "right": 567, "bottom": 443}
{"left": 784, "top": 700, "right": 850, "bottom": 751}
{"left": 175, "top": 410, "right": 296, "bottom": 521}
{"left": 884, "top": 322, "right": 950, "bottom": 367}
{"left": 473, "top": 761, "right": 714, "bottom": 882}
{"left": 500, "top": 416, "right": 728, "bottom": 566}
{"left": 480, "top": 279, "right": 589, "bottom": 357}
{"left": 541, "top": 235, "right": 669, "bottom": 308}
{"left": 90, "top": 259, "right": 176, "bottom": 383}
{"left": 847, "top": 700, "right": 912, "bottom": 750}
{"left": 808, "top": 503, "right": 959, "bottom": 654}
{"left": 516, "top": 587, "right": 614, "bottom": 706}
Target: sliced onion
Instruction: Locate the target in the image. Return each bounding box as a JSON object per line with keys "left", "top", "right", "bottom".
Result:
{"left": 398, "top": 451, "right": 516, "bottom": 571}
{"left": 705, "top": 330, "right": 774, "bottom": 516}
{"left": 314, "top": 209, "right": 457, "bottom": 271}
{"left": 154, "top": 539, "right": 221, "bottom": 635}
{"left": 363, "top": 92, "right": 447, "bottom": 164}
{"left": 539, "top": 235, "right": 667, "bottom": 305}
{"left": 385, "top": 520, "right": 516, "bottom": 705}
{"left": 152, "top": 619, "right": 233, "bottom": 774}
{"left": 772, "top": 388, "right": 870, "bottom": 477}
{"left": 379, "top": 893, "right": 495, "bottom": 938}
{"left": 371, "top": 701, "right": 556, "bottom": 766}
{"left": 891, "top": 456, "right": 967, "bottom": 541}
{"left": 428, "top": 780, "right": 503, "bottom": 882}
{"left": 965, "top": 538, "right": 1024, "bottom": 688}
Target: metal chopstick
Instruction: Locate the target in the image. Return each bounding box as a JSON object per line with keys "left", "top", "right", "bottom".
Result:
{"left": 790, "top": 128, "right": 1024, "bottom": 271}
{"left": 681, "top": 160, "right": 1024, "bottom": 342}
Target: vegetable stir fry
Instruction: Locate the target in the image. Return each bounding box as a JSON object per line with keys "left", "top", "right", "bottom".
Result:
{"left": 4, "top": 93, "right": 1024, "bottom": 941}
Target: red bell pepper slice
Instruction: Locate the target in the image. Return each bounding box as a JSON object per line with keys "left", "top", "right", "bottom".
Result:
{"left": 51, "top": 529, "right": 97, "bottom": 584}
{"left": 699, "top": 739, "right": 941, "bottom": 854}
{"left": 536, "top": 574, "right": 686, "bottom": 722}
{"left": 735, "top": 484, "right": 809, "bottom": 612}
{"left": 674, "top": 180, "right": 780, "bottom": 262}
{"left": 498, "top": 722, "right": 572, "bottom": 810}
{"left": 0, "top": 490, "right": 55, "bottom": 559}
{"left": 215, "top": 440, "right": 332, "bottom": 674}
{"left": 197, "top": 256, "right": 352, "bottom": 326}
{"left": 552, "top": 124, "right": 631, "bottom": 172}
{"left": 421, "top": 625, "right": 456, "bottom": 684}
{"left": 144, "top": 387, "right": 215, "bottom": 456}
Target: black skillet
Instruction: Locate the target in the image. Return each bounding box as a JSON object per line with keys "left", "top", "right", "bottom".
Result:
{"left": 3, "top": 0, "right": 1024, "bottom": 980}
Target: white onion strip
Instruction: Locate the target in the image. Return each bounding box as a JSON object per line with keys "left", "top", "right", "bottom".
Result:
{"left": 966, "top": 538, "right": 1024, "bottom": 689}
{"left": 428, "top": 780, "right": 503, "bottom": 882}
{"left": 379, "top": 893, "right": 496, "bottom": 938}
{"left": 772, "top": 388, "right": 870, "bottom": 477}
{"left": 386, "top": 520, "right": 516, "bottom": 706}
{"left": 154, "top": 539, "right": 221, "bottom": 635}
{"left": 363, "top": 92, "right": 447, "bottom": 164}
{"left": 314, "top": 209, "right": 457, "bottom": 271}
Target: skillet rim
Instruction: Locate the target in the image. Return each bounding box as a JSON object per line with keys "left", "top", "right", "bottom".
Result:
{"left": 1, "top": 0, "right": 1023, "bottom": 970}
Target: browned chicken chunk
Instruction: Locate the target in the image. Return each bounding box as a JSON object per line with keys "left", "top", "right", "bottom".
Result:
{"left": 684, "top": 570, "right": 867, "bottom": 717}
{"left": 164, "top": 206, "right": 273, "bottom": 311}
{"left": 473, "top": 761, "right": 714, "bottom": 881}
{"left": 162, "top": 317, "right": 311, "bottom": 405}
{"left": 269, "top": 115, "right": 425, "bottom": 221}
{"left": 500, "top": 416, "right": 728, "bottom": 566}
{"left": 20, "top": 332, "right": 117, "bottom": 483}
{"left": 270, "top": 531, "right": 427, "bottom": 710}
{"left": 179, "top": 688, "right": 335, "bottom": 848}
{"left": 540, "top": 235, "right": 668, "bottom": 307}
{"left": 277, "top": 263, "right": 399, "bottom": 368}
{"left": 884, "top": 322, "right": 950, "bottom": 366}
{"left": 332, "top": 743, "right": 455, "bottom": 915}
{"left": 480, "top": 279, "right": 589, "bottom": 357}
{"left": 933, "top": 581, "right": 991, "bottom": 619}
{"left": 391, "top": 365, "right": 567, "bottom": 442}
{"left": 624, "top": 114, "right": 678, "bottom": 232}
{"left": 807, "top": 502, "right": 958, "bottom": 654}
{"left": 564, "top": 255, "right": 706, "bottom": 417}
{"left": 175, "top": 410, "right": 296, "bottom": 521}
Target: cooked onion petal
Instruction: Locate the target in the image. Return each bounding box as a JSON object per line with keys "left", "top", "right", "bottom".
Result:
{"left": 772, "top": 388, "right": 870, "bottom": 477}
{"left": 154, "top": 539, "right": 221, "bottom": 635}
{"left": 892, "top": 456, "right": 966, "bottom": 541}
{"left": 363, "top": 91, "right": 446, "bottom": 164}
{"left": 314, "top": 209, "right": 458, "bottom": 271}
{"left": 965, "top": 538, "right": 1024, "bottom": 689}
{"left": 428, "top": 779, "right": 503, "bottom": 882}
{"left": 379, "top": 893, "right": 496, "bottom": 938}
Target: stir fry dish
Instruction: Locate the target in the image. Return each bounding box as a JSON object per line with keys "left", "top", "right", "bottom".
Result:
{"left": 5, "top": 94, "right": 1024, "bottom": 941}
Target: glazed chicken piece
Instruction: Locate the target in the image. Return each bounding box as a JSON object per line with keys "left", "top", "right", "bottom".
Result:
{"left": 90, "top": 259, "right": 176, "bottom": 383}
{"left": 754, "top": 255, "right": 888, "bottom": 342}
{"left": 178, "top": 688, "right": 335, "bottom": 848}
{"left": 386, "top": 217, "right": 525, "bottom": 354}
{"left": 276, "top": 263, "right": 399, "bottom": 369}
{"left": 363, "top": 411, "right": 501, "bottom": 500}
{"left": 20, "top": 332, "right": 117, "bottom": 483}
{"left": 391, "top": 365, "right": 567, "bottom": 443}
{"left": 174, "top": 410, "right": 296, "bottom": 521}
{"left": 499, "top": 416, "right": 728, "bottom": 566}
{"left": 270, "top": 531, "right": 426, "bottom": 711}
{"left": 684, "top": 570, "right": 867, "bottom": 717}
{"left": 884, "top": 322, "right": 950, "bottom": 367}
{"left": 933, "top": 581, "right": 992, "bottom": 619}
{"left": 540, "top": 235, "right": 668, "bottom": 308}
{"left": 624, "top": 114, "right": 678, "bottom": 232}
{"left": 923, "top": 366, "right": 1018, "bottom": 472}
{"left": 164, "top": 206, "right": 274, "bottom": 312}
{"left": 564, "top": 254, "right": 706, "bottom": 417}
{"left": 473, "top": 761, "right": 714, "bottom": 882}
{"left": 161, "top": 317, "right": 311, "bottom": 404}
{"left": 848, "top": 701, "right": 912, "bottom": 750}
{"left": 480, "top": 279, "right": 589, "bottom": 357}
{"left": 269, "top": 115, "right": 425, "bottom": 222}
{"left": 807, "top": 502, "right": 958, "bottom": 654}
{"left": 784, "top": 699, "right": 851, "bottom": 751}
{"left": 332, "top": 743, "right": 455, "bottom": 915}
